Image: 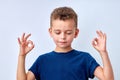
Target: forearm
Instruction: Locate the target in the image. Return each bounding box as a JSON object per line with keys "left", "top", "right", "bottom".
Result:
{"left": 17, "top": 55, "right": 27, "bottom": 80}
{"left": 99, "top": 51, "right": 114, "bottom": 80}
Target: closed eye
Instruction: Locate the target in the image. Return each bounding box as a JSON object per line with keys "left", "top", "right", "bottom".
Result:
{"left": 66, "top": 31, "right": 73, "bottom": 35}
{"left": 54, "top": 30, "right": 61, "bottom": 35}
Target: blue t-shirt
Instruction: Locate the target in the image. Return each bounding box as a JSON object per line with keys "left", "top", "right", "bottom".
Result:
{"left": 29, "top": 49, "right": 99, "bottom": 80}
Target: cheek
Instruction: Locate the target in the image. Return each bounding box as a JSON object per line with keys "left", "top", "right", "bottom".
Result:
{"left": 67, "top": 36, "right": 75, "bottom": 42}
{"left": 52, "top": 35, "right": 59, "bottom": 41}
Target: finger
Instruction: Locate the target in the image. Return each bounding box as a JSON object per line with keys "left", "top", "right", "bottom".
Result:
{"left": 18, "top": 37, "right": 21, "bottom": 44}
{"left": 28, "top": 40, "right": 34, "bottom": 46}
{"left": 103, "top": 33, "right": 107, "bottom": 40}
{"left": 100, "top": 30, "right": 105, "bottom": 37}
{"left": 22, "top": 33, "right": 25, "bottom": 42}
{"left": 92, "top": 38, "right": 98, "bottom": 46}
{"left": 30, "top": 43, "right": 34, "bottom": 50}
{"left": 24, "top": 34, "right": 31, "bottom": 42}
{"left": 96, "top": 30, "right": 104, "bottom": 38}
{"left": 27, "top": 40, "right": 34, "bottom": 51}
{"left": 26, "top": 40, "right": 32, "bottom": 46}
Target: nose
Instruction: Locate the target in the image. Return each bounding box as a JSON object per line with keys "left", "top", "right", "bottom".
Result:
{"left": 61, "top": 32, "right": 66, "bottom": 40}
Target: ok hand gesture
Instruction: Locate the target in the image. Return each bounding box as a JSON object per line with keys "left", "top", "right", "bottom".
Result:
{"left": 18, "top": 33, "right": 34, "bottom": 56}
{"left": 92, "top": 30, "right": 107, "bottom": 53}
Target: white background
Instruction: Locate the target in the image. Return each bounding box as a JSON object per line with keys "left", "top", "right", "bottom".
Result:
{"left": 0, "top": 0, "right": 120, "bottom": 80}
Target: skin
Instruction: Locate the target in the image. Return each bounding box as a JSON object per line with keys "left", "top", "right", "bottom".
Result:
{"left": 17, "top": 33, "right": 35, "bottom": 80}
{"left": 92, "top": 31, "right": 114, "bottom": 80}
{"left": 17, "top": 19, "right": 114, "bottom": 80}
{"left": 49, "top": 19, "right": 79, "bottom": 52}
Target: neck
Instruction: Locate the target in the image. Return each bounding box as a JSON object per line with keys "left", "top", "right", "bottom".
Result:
{"left": 54, "top": 46, "right": 73, "bottom": 53}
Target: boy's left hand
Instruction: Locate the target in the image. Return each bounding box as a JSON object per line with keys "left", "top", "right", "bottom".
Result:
{"left": 92, "top": 30, "right": 107, "bottom": 53}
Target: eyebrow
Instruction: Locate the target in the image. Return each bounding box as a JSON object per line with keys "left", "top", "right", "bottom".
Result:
{"left": 66, "top": 30, "right": 73, "bottom": 32}
{"left": 54, "top": 29, "right": 73, "bottom": 32}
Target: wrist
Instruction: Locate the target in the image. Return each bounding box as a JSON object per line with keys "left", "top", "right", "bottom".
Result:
{"left": 98, "top": 50, "right": 108, "bottom": 56}
{"left": 19, "top": 50, "right": 27, "bottom": 56}
{"left": 19, "top": 53, "right": 27, "bottom": 57}
{"left": 98, "top": 50, "right": 108, "bottom": 53}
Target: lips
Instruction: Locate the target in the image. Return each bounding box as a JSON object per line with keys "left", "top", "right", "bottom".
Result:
{"left": 59, "top": 41, "right": 67, "bottom": 44}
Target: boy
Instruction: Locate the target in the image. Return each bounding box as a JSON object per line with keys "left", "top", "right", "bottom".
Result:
{"left": 17, "top": 7, "right": 114, "bottom": 80}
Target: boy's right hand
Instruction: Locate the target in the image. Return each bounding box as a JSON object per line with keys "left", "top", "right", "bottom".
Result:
{"left": 18, "top": 33, "right": 34, "bottom": 56}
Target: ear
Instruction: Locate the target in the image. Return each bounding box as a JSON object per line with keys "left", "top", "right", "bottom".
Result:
{"left": 74, "top": 29, "right": 79, "bottom": 38}
{"left": 49, "top": 28, "right": 52, "bottom": 37}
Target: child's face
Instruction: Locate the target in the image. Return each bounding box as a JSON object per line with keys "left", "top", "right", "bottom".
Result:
{"left": 49, "top": 19, "right": 79, "bottom": 50}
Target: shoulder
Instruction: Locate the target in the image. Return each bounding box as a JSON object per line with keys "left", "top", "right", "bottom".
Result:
{"left": 36, "top": 51, "right": 54, "bottom": 60}
{"left": 73, "top": 49, "right": 96, "bottom": 61}
{"left": 74, "top": 49, "right": 92, "bottom": 57}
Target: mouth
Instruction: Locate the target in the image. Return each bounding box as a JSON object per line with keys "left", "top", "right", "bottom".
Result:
{"left": 59, "top": 41, "right": 67, "bottom": 44}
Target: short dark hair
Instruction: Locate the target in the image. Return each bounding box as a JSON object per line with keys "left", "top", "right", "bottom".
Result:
{"left": 50, "top": 6, "right": 78, "bottom": 27}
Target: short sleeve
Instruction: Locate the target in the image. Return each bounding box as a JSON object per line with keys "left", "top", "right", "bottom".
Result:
{"left": 29, "top": 56, "right": 41, "bottom": 80}
{"left": 87, "top": 53, "right": 100, "bottom": 78}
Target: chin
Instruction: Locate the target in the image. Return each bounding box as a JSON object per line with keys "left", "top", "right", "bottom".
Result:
{"left": 58, "top": 45, "right": 71, "bottom": 49}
